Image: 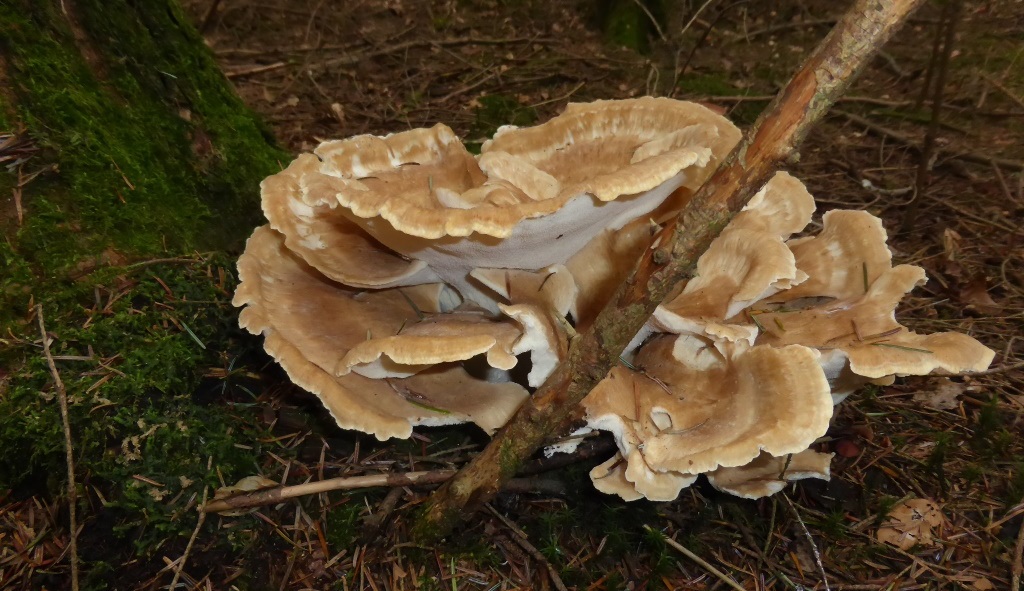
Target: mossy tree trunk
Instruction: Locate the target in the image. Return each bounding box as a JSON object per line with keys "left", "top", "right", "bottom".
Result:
{"left": 1, "top": 0, "right": 283, "bottom": 280}
{"left": 0, "top": 3, "right": 284, "bottom": 578}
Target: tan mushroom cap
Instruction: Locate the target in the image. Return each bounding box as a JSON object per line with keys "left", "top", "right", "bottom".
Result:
{"left": 233, "top": 226, "right": 528, "bottom": 439}
{"left": 591, "top": 451, "right": 699, "bottom": 503}
{"left": 499, "top": 303, "right": 569, "bottom": 387}
{"left": 482, "top": 97, "right": 741, "bottom": 203}
{"left": 650, "top": 172, "right": 815, "bottom": 344}
{"left": 470, "top": 265, "right": 578, "bottom": 317}
{"left": 778, "top": 209, "right": 893, "bottom": 301}
{"left": 728, "top": 171, "right": 816, "bottom": 238}
{"left": 319, "top": 100, "right": 737, "bottom": 242}
{"left": 583, "top": 334, "right": 832, "bottom": 500}
{"left": 652, "top": 227, "right": 799, "bottom": 344}
{"left": 565, "top": 217, "right": 655, "bottom": 329}
{"left": 756, "top": 265, "right": 995, "bottom": 378}
{"left": 590, "top": 454, "right": 645, "bottom": 502}
{"left": 261, "top": 153, "right": 439, "bottom": 288}
{"left": 705, "top": 450, "right": 834, "bottom": 499}
{"left": 337, "top": 312, "right": 521, "bottom": 379}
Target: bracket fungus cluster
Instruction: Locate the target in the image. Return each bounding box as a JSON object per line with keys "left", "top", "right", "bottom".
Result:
{"left": 234, "top": 97, "right": 994, "bottom": 502}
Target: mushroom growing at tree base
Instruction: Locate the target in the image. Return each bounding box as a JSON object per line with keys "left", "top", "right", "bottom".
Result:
{"left": 234, "top": 97, "right": 994, "bottom": 502}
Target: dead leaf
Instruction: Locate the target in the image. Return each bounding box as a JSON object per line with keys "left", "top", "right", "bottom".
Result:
{"left": 834, "top": 439, "right": 860, "bottom": 458}
{"left": 960, "top": 275, "right": 999, "bottom": 314}
{"left": 214, "top": 475, "right": 278, "bottom": 500}
{"left": 876, "top": 498, "right": 947, "bottom": 550}
{"left": 910, "top": 378, "right": 966, "bottom": 410}
{"left": 942, "top": 228, "right": 961, "bottom": 261}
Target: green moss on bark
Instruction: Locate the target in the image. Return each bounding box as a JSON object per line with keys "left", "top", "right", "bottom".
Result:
{"left": 0, "top": 1, "right": 286, "bottom": 578}
{"left": 0, "top": 0, "right": 284, "bottom": 274}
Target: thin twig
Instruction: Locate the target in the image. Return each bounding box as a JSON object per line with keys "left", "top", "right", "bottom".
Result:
{"left": 1013, "top": 499, "right": 1024, "bottom": 591}
{"left": 670, "top": 0, "right": 718, "bottom": 94}
{"left": 37, "top": 305, "right": 79, "bottom": 591}
{"left": 486, "top": 504, "right": 569, "bottom": 591}
{"left": 782, "top": 494, "right": 831, "bottom": 591}
{"left": 645, "top": 526, "right": 746, "bottom": 591}
{"left": 199, "top": 0, "right": 223, "bottom": 34}
{"left": 901, "top": 0, "right": 961, "bottom": 233}
{"left": 631, "top": 0, "right": 667, "bottom": 43}
{"left": 980, "top": 71, "right": 1024, "bottom": 112}
{"left": 203, "top": 470, "right": 455, "bottom": 513}
{"left": 168, "top": 487, "right": 208, "bottom": 591}
{"left": 836, "top": 110, "right": 1024, "bottom": 172}
{"left": 969, "top": 359, "right": 1024, "bottom": 376}
{"left": 202, "top": 468, "right": 563, "bottom": 513}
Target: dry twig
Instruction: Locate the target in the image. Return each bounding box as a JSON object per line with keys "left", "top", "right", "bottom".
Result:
{"left": 645, "top": 526, "right": 746, "bottom": 591}
{"left": 485, "top": 504, "right": 569, "bottom": 591}
{"left": 168, "top": 487, "right": 208, "bottom": 591}
{"left": 1014, "top": 500, "right": 1024, "bottom": 591}
{"left": 901, "top": 0, "right": 961, "bottom": 232}
{"left": 783, "top": 494, "right": 831, "bottom": 591}
{"left": 36, "top": 305, "right": 79, "bottom": 591}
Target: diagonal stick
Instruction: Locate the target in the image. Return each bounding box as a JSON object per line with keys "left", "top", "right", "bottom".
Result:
{"left": 37, "top": 305, "right": 80, "bottom": 591}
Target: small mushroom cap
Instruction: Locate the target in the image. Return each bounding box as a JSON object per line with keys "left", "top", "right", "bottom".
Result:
{"left": 590, "top": 454, "right": 645, "bottom": 502}
{"left": 652, "top": 227, "right": 799, "bottom": 343}
{"left": 778, "top": 209, "right": 893, "bottom": 301}
{"left": 482, "top": 97, "right": 741, "bottom": 202}
{"left": 233, "top": 226, "right": 528, "bottom": 439}
{"left": 499, "top": 303, "right": 569, "bottom": 387}
{"left": 470, "top": 265, "right": 578, "bottom": 317}
{"left": 337, "top": 312, "right": 521, "bottom": 379}
{"left": 705, "top": 450, "right": 834, "bottom": 499}
{"left": 590, "top": 452, "right": 699, "bottom": 503}
{"left": 583, "top": 334, "right": 832, "bottom": 500}
{"left": 261, "top": 153, "right": 440, "bottom": 289}
{"left": 756, "top": 264, "right": 995, "bottom": 378}
{"left": 565, "top": 217, "right": 655, "bottom": 329}
{"left": 316, "top": 124, "right": 494, "bottom": 239}
{"left": 728, "top": 171, "right": 816, "bottom": 238}
{"left": 651, "top": 172, "right": 816, "bottom": 344}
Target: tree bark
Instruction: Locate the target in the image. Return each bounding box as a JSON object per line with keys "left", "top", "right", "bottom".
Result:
{"left": 414, "top": 0, "right": 926, "bottom": 541}
{"left": 0, "top": 0, "right": 283, "bottom": 269}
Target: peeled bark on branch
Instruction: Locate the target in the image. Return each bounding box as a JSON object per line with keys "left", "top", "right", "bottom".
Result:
{"left": 414, "top": 0, "right": 926, "bottom": 541}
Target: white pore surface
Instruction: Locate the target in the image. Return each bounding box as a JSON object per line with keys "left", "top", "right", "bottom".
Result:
{"left": 353, "top": 172, "right": 688, "bottom": 310}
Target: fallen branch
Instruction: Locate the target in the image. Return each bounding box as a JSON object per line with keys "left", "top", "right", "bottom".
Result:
{"left": 204, "top": 470, "right": 455, "bottom": 513}
{"left": 413, "top": 0, "right": 927, "bottom": 541}
{"left": 37, "top": 305, "right": 79, "bottom": 591}
{"left": 201, "top": 470, "right": 566, "bottom": 514}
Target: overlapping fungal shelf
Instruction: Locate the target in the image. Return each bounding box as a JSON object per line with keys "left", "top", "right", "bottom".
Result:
{"left": 234, "top": 97, "right": 994, "bottom": 500}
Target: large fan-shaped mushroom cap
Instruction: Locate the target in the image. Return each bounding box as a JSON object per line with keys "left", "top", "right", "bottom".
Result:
{"left": 582, "top": 334, "right": 833, "bottom": 501}
{"left": 233, "top": 226, "right": 529, "bottom": 439}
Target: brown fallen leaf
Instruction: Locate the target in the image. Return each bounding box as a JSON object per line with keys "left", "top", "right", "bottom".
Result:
{"left": 960, "top": 275, "right": 999, "bottom": 314}
{"left": 910, "top": 378, "right": 966, "bottom": 410}
{"left": 876, "top": 498, "right": 947, "bottom": 550}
